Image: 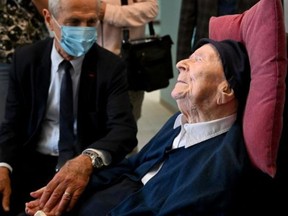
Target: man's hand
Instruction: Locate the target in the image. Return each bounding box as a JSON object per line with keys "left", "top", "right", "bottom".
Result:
{"left": 25, "top": 155, "right": 94, "bottom": 216}
{"left": 0, "top": 167, "right": 11, "bottom": 213}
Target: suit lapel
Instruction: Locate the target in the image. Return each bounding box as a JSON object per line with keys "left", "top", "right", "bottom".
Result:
{"left": 34, "top": 40, "right": 53, "bottom": 128}
{"left": 78, "top": 45, "right": 98, "bottom": 114}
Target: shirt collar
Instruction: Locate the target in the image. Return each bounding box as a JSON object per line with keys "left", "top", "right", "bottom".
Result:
{"left": 51, "top": 40, "right": 84, "bottom": 74}
{"left": 173, "top": 113, "right": 237, "bottom": 149}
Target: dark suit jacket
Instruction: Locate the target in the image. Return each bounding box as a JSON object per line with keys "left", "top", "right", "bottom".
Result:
{"left": 0, "top": 37, "right": 137, "bottom": 168}
{"left": 176, "top": 0, "right": 260, "bottom": 62}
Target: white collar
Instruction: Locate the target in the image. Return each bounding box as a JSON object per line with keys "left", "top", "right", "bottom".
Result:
{"left": 172, "top": 113, "right": 237, "bottom": 149}
{"left": 51, "top": 40, "right": 84, "bottom": 73}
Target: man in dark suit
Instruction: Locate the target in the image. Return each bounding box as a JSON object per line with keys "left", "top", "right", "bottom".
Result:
{"left": 176, "top": 0, "right": 260, "bottom": 62}
{"left": 0, "top": 0, "right": 137, "bottom": 215}
{"left": 26, "top": 38, "right": 252, "bottom": 216}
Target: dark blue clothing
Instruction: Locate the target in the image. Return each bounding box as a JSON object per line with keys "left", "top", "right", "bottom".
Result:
{"left": 218, "top": 0, "right": 237, "bottom": 15}
{"left": 79, "top": 112, "right": 251, "bottom": 215}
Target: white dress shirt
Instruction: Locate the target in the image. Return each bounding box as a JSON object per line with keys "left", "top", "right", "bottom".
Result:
{"left": 36, "top": 43, "right": 111, "bottom": 165}
{"left": 36, "top": 43, "right": 82, "bottom": 155}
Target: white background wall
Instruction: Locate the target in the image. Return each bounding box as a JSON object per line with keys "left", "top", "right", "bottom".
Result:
{"left": 158, "top": 0, "right": 181, "bottom": 112}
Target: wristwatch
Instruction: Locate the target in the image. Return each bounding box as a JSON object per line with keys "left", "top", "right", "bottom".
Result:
{"left": 82, "top": 149, "right": 104, "bottom": 168}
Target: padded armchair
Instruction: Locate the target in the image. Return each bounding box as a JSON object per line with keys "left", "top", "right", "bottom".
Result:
{"left": 242, "top": 35, "right": 288, "bottom": 215}
{"left": 208, "top": 0, "right": 287, "bottom": 214}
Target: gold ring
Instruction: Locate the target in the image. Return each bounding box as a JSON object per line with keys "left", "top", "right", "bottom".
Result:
{"left": 64, "top": 192, "right": 71, "bottom": 197}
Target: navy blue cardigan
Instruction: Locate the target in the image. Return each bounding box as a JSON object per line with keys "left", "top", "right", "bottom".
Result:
{"left": 87, "top": 112, "right": 251, "bottom": 215}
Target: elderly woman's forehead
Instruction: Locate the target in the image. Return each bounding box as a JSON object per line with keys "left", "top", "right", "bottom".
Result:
{"left": 191, "top": 44, "right": 220, "bottom": 59}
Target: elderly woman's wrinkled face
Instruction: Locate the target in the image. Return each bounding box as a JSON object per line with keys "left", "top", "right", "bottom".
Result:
{"left": 171, "top": 44, "right": 225, "bottom": 117}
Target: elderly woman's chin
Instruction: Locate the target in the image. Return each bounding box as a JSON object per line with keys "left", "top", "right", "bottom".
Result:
{"left": 171, "top": 85, "right": 187, "bottom": 100}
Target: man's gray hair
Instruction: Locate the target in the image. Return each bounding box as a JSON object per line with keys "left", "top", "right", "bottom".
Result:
{"left": 48, "top": 0, "right": 61, "bottom": 17}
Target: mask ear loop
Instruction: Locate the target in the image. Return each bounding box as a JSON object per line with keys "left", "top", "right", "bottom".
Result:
{"left": 52, "top": 16, "right": 62, "bottom": 44}
{"left": 52, "top": 15, "right": 62, "bottom": 29}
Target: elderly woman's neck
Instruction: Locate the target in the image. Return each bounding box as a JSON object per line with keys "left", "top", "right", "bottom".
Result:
{"left": 183, "top": 103, "right": 238, "bottom": 124}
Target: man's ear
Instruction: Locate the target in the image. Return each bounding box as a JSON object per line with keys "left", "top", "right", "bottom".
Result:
{"left": 43, "top": 9, "right": 53, "bottom": 31}
{"left": 216, "top": 81, "right": 235, "bottom": 105}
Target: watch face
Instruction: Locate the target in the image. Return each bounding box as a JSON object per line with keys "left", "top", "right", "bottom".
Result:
{"left": 82, "top": 150, "right": 103, "bottom": 168}
{"left": 93, "top": 156, "right": 104, "bottom": 168}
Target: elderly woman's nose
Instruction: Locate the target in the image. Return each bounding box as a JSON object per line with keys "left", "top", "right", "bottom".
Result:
{"left": 176, "top": 59, "right": 189, "bottom": 73}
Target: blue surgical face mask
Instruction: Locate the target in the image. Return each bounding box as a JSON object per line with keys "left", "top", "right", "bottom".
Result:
{"left": 53, "top": 17, "right": 97, "bottom": 57}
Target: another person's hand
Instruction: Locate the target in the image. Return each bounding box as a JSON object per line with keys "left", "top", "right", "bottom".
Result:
{"left": 25, "top": 197, "right": 59, "bottom": 216}
{"left": 25, "top": 155, "right": 94, "bottom": 215}
{"left": 0, "top": 167, "right": 11, "bottom": 213}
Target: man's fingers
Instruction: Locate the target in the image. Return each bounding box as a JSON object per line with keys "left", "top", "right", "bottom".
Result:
{"left": 30, "top": 186, "right": 46, "bottom": 198}
{"left": 2, "top": 188, "right": 11, "bottom": 212}
{"left": 54, "top": 192, "right": 73, "bottom": 215}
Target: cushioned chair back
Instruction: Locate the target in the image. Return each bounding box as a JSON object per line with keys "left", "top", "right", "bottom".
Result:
{"left": 0, "top": 68, "right": 9, "bottom": 124}
{"left": 276, "top": 32, "right": 288, "bottom": 198}
{"left": 240, "top": 34, "right": 288, "bottom": 215}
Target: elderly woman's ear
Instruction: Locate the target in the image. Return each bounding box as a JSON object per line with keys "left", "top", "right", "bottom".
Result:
{"left": 216, "top": 80, "right": 235, "bottom": 105}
